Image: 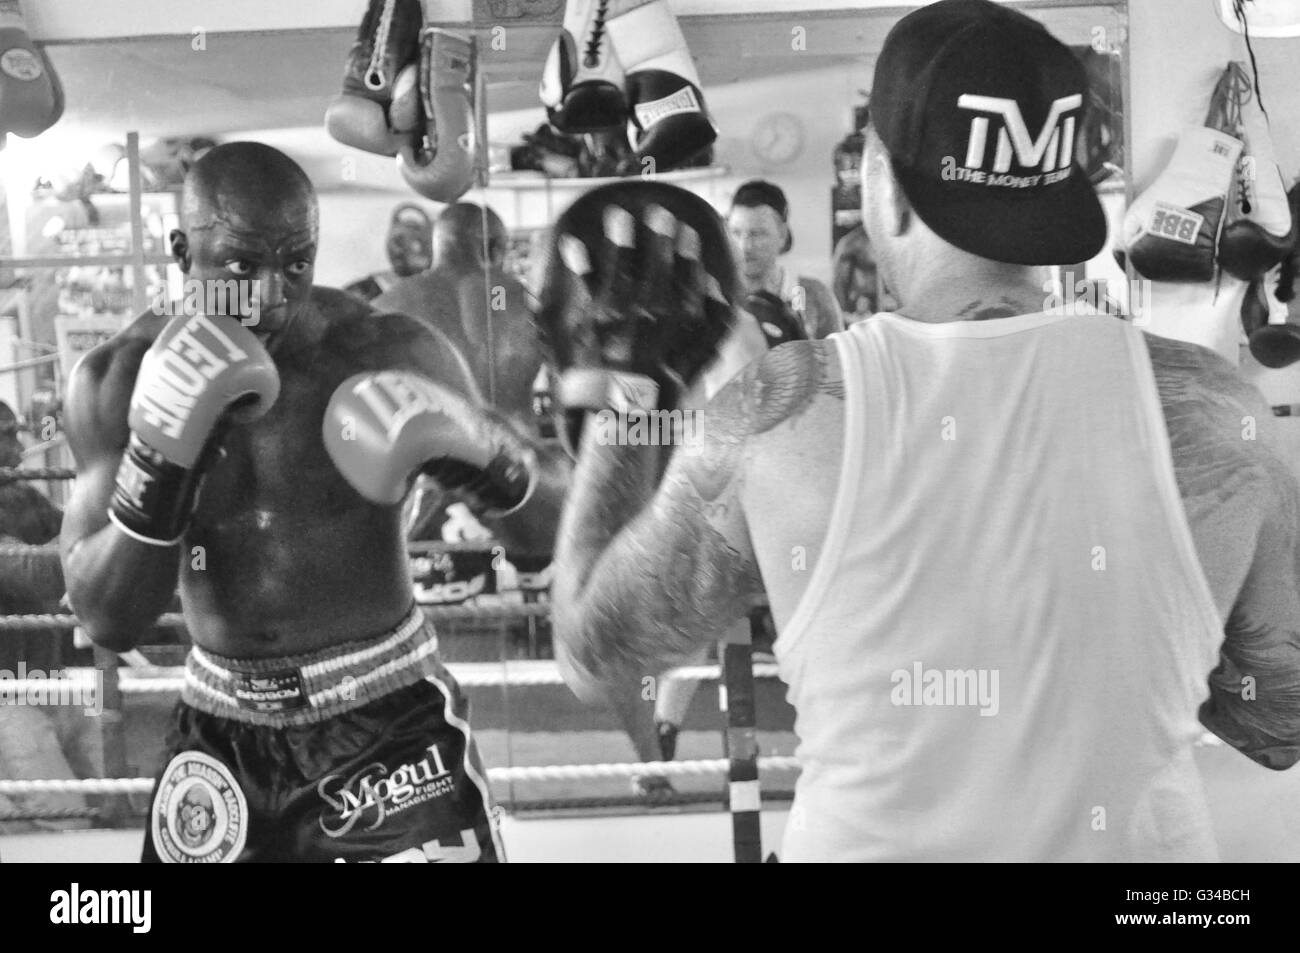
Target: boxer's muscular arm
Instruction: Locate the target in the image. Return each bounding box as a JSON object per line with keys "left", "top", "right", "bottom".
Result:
{"left": 553, "top": 342, "right": 835, "bottom": 700}
{"left": 1147, "top": 334, "right": 1300, "bottom": 768}
{"left": 60, "top": 335, "right": 179, "bottom": 651}
{"left": 368, "top": 309, "right": 484, "bottom": 403}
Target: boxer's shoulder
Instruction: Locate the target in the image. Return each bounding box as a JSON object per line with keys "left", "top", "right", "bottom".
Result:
{"left": 65, "top": 310, "right": 166, "bottom": 440}
{"left": 314, "top": 285, "right": 475, "bottom": 387}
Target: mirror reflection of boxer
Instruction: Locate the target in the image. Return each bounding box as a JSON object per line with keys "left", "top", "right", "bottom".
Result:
{"left": 727, "top": 180, "right": 843, "bottom": 342}
{"left": 343, "top": 203, "right": 434, "bottom": 302}
{"left": 376, "top": 202, "right": 565, "bottom": 562}
{"left": 61, "top": 142, "right": 563, "bottom": 862}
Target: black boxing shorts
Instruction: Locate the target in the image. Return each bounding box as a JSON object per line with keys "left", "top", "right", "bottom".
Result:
{"left": 141, "top": 604, "right": 502, "bottom": 863}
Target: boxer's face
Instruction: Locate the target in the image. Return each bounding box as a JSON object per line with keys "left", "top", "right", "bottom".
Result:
{"left": 174, "top": 195, "right": 318, "bottom": 339}
{"left": 727, "top": 206, "right": 785, "bottom": 283}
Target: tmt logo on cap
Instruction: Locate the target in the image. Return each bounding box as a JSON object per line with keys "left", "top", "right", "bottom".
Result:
{"left": 957, "top": 94, "right": 1082, "bottom": 177}
{"left": 869, "top": 0, "right": 1106, "bottom": 265}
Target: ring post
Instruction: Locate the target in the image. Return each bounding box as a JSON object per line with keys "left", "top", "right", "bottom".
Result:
{"left": 720, "top": 618, "right": 761, "bottom": 863}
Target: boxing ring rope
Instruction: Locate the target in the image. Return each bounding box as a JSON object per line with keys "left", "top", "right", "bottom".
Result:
{"left": 0, "top": 467, "right": 76, "bottom": 482}
{"left": 0, "top": 662, "right": 782, "bottom": 694}
{"left": 0, "top": 757, "right": 802, "bottom": 797}
{"left": 0, "top": 519, "right": 780, "bottom": 858}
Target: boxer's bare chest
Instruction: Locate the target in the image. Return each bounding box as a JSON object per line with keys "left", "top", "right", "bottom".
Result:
{"left": 195, "top": 352, "right": 357, "bottom": 528}
{"left": 179, "top": 323, "right": 412, "bottom": 648}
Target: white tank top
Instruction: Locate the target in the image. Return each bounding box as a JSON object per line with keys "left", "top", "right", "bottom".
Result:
{"left": 776, "top": 312, "right": 1224, "bottom": 862}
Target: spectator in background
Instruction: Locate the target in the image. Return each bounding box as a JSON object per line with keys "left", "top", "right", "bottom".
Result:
{"left": 343, "top": 203, "right": 434, "bottom": 302}
{"left": 727, "top": 179, "right": 843, "bottom": 340}
{"left": 0, "top": 402, "right": 61, "bottom": 545}
{"left": 0, "top": 400, "right": 100, "bottom": 832}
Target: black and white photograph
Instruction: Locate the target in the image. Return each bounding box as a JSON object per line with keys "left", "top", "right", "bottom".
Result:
{"left": 0, "top": 0, "right": 1295, "bottom": 922}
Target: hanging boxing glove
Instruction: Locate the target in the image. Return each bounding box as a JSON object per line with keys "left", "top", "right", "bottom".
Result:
{"left": 0, "top": 0, "right": 63, "bottom": 142}
{"left": 1242, "top": 272, "right": 1300, "bottom": 368}
{"left": 324, "top": 0, "right": 425, "bottom": 157}
{"left": 1244, "top": 200, "right": 1300, "bottom": 368}
{"left": 604, "top": 0, "right": 716, "bottom": 173}
{"left": 398, "top": 29, "right": 478, "bottom": 204}
{"left": 1212, "top": 63, "right": 1295, "bottom": 281}
{"left": 1118, "top": 126, "right": 1241, "bottom": 283}
{"left": 539, "top": 0, "right": 627, "bottom": 134}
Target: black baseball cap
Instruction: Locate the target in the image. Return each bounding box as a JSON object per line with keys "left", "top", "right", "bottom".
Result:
{"left": 871, "top": 0, "right": 1106, "bottom": 265}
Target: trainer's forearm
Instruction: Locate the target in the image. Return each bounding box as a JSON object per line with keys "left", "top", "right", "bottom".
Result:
{"left": 552, "top": 423, "right": 677, "bottom": 698}
{"left": 64, "top": 524, "right": 180, "bottom": 651}
{"left": 555, "top": 418, "right": 664, "bottom": 594}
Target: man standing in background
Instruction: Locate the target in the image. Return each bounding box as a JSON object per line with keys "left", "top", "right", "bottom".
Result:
{"left": 727, "top": 180, "right": 843, "bottom": 341}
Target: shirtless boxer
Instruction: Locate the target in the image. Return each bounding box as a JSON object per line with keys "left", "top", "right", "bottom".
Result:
{"left": 547, "top": 0, "right": 1300, "bottom": 862}
{"left": 60, "top": 142, "right": 561, "bottom": 863}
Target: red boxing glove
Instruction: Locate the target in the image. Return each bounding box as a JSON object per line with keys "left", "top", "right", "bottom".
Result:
{"left": 324, "top": 371, "right": 535, "bottom": 513}
{"left": 109, "top": 315, "right": 280, "bottom": 545}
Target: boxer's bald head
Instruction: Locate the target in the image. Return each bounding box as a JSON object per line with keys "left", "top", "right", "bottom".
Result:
{"left": 434, "top": 202, "right": 507, "bottom": 270}
{"left": 180, "top": 142, "right": 318, "bottom": 237}
{"left": 171, "top": 142, "right": 319, "bottom": 338}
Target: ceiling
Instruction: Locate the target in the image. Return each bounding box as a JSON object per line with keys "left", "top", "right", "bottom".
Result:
{"left": 41, "top": 17, "right": 877, "bottom": 141}
{"left": 17, "top": 5, "right": 1117, "bottom": 190}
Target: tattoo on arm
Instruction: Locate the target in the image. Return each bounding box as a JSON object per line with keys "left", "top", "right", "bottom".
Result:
{"left": 554, "top": 341, "right": 842, "bottom": 688}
